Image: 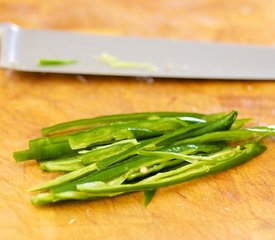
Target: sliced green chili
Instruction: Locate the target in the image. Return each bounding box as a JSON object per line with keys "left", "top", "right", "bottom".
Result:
{"left": 76, "top": 143, "right": 265, "bottom": 194}
{"left": 41, "top": 112, "right": 222, "bottom": 136}
{"left": 12, "top": 111, "right": 273, "bottom": 206}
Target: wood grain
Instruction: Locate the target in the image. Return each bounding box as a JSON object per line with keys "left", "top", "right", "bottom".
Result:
{"left": 0, "top": 1, "right": 275, "bottom": 239}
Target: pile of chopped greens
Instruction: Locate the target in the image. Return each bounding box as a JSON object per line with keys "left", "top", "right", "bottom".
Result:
{"left": 13, "top": 111, "right": 275, "bottom": 206}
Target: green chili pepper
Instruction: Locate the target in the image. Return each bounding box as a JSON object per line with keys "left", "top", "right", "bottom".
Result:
{"left": 12, "top": 111, "right": 274, "bottom": 206}
{"left": 41, "top": 112, "right": 223, "bottom": 136}
{"left": 75, "top": 142, "right": 265, "bottom": 194}
{"left": 67, "top": 117, "right": 189, "bottom": 149}
{"left": 173, "top": 128, "right": 274, "bottom": 146}
{"left": 39, "top": 140, "right": 138, "bottom": 172}
{"left": 30, "top": 142, "right": 265, "bottom": 205}
{"left": 95, "top": 111, "right": 237, "bottom": 170}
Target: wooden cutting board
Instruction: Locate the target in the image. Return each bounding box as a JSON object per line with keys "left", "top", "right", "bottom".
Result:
{"left": 1, "top": 1, "right": 275, "bottom": 239}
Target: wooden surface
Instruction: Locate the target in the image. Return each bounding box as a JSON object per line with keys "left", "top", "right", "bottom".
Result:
{"left": 1, "top": 1, "right": 275, "bottom": 239}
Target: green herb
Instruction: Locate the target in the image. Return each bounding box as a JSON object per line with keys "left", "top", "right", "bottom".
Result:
{"left": 13, "top": 111, "right": 274, "bottom": 206}
{"left": 37, "top": 59, "right": 77, "bottom": 66}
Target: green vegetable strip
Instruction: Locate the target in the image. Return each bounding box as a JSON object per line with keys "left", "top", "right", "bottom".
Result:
{"left": 173, "top": 128, "right": 274, "bottom": 146}
{"left": 141, "top": 143, "right": 264, "bottom": 184}
{"left": 76, "top": 143, "right": 265, "bottom": 194}
{"left": 230, "top": 118, "right": 251, "bottom": 129}
{"left": 41, "top": 112, "right": 221, "bottom": 136}
{"left": 39, "top": 140, "right": 138, "bottom": 172}
{"left": 19, "top": 113, "right": 228, "bottom": 162}
{"left": 33, "top": 154, "right": 170, "bottom": 193}
{"left": 67, "top": 118, "right": 189, "bottom": 149}
{"left": 31, "top": 191, "right": 106, "bottom": 205}
{"left": 39, "top": 158, "right": 85, "bottom": 172}
{"left": 37, "top": 59, "right": 77, "bottom": 66}
{"left": 31, "top": 192, "right": 55, "bottom": 205}
{"left": 13, "top": 111, "right": 274, "bottom": 206}
{"left": 94, "top": 124, "right": 206, "bottom": 171}
{"left": 143, "top": 190, "right": 157, "bottom": 206}
{"left": 14, "top": 142, "right": 77, "bottom": 162}
{"left": 29, "top": 163, "right": 98, "bottom": 192}
{"left": 28, "top": 117, "right": 189, "bottom": 160}
{"left": 19, "top": 117, "right": 180, "bottom": 161}
{"left": 50, "top": 154, "right": 179, "bottom": 194}
{"left": 246, "top": 125, "right": 275, "bottom": 133}
{"left": 13, "top": 149, "right": 34, "bottom": 162}
{"left": 31, "top": 142, "right": 264, "bottom": 205}
{"left": 138, "top": 147, "right": 238, "bottom": 164}
{"left": 156, "top": 110, "right": 237, "bottom": 146}
{"left": 95, "top": 111, "right": 236, "bottom": 170}
{"left": 80, "top": 140, "right": 138, "bottom": 165}
{"left": 159, "top": 143, "right": 224, "bottom": 155}
{"left": 42, "top": 143, "right": 235, "bottom": 194}
{"left": 126, "top": 159, "right": 187, "bottom": 181}
{"left": 33, "top": 142, "right": 77, "bottom": 160}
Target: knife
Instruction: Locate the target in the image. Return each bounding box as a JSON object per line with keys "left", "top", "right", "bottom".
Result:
{"left": 1, "top": 23, "right": 275, "bottom": 80}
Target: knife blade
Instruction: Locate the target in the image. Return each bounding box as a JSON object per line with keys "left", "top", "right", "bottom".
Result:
{"left": 1, "top": 23, "right": 275, "bottom": 80}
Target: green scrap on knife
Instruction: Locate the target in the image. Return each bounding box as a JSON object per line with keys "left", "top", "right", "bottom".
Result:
{"left": 13, "top": 111, "right": 275, "bottom": 206}
{"left": 37, "top": 59, "right": 77, "bottom": 66}
{"left": 99, "top": 52, "right": 158, "bottom": 72}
